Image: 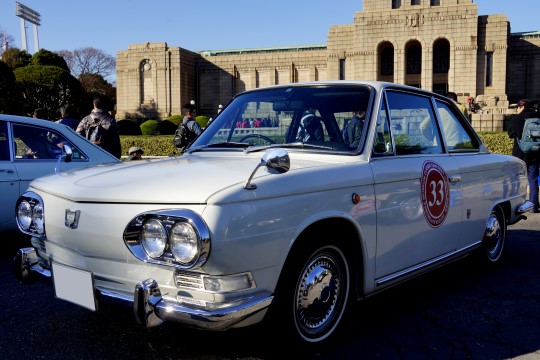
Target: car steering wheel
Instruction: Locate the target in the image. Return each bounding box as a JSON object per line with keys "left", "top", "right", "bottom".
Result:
{"left": 239, "top": 134, "right": 276, "bottom": 145}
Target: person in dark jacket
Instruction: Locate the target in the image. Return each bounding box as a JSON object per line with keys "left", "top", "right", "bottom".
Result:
{"left": 56, "top": 105, "right": 80, "bottom": 130}
{"left": 181, "top": 102, "right": 203, "bottom": 136}
{"left": 343, "top": 111, "right": 366, "bottom": 148}
{"left": 76, "top": 96, "right": 121, "bottom": 159}
{"left": 508, "top": 99, "right": 540, "bottom": 212}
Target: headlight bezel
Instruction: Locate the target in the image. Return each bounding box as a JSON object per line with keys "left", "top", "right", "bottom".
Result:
{"left": 124, "top": 209, "right": 210, "bottom": 269}
{"left": 16, "top": 192, "right": 46, "bottom": 238}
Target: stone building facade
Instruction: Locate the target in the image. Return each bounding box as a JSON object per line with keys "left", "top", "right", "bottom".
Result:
{"left": 115, "top": 0, "right": 540, "bottom": 131}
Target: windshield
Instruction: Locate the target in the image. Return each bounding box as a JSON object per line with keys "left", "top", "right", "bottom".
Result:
{"left": 190, "top": 84, "right": 374, "bottom": 153}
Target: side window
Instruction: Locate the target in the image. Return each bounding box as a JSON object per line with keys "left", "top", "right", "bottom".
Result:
{"left": 373, "top": 98, "right": 393, "bottom": 156}
{"left": 12, "top": 124, "right": 87, "bottom": 160}
{"left": 0, "top": 121, "right": 9, "bottom": 161}
{"left": 435, "top": 100, "right": 478, "bottom": 151}
{"left": 385, "top": 91, "right": 443, "bottom": 155}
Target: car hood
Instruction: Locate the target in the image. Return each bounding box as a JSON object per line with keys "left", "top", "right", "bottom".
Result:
{"left": 29, "top": 152, "right": 340, "bottom": 204}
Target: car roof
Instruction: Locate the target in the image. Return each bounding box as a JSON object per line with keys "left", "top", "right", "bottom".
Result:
{"left": 0, "top": 114, "right": 68, "bottom": 131}
{"left": 234, "top": 80, "right": 442, "bottom": 99}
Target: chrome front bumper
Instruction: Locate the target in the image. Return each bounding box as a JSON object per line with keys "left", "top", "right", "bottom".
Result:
{"left": 13, "top": 247, "right": 273, "bottom": 330}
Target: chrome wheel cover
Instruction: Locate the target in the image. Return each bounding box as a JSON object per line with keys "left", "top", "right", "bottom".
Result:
{"left": 484, "top": 209, "right": 505, "bottom": 262}
{"left": 294, "top": 246, "right": 348, "bottom": 341}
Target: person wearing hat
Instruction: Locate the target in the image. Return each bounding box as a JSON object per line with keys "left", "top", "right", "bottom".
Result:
{"left": 508, "top": 99, "right": 540, "bottom": 213}
{"left": 128, "top": 146, "right": 144, "bottom": 161}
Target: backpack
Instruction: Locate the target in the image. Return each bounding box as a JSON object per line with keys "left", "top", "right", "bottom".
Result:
{"left": 173, "top": 120, "right": 197, "bottom": 150}
{"left": 517, "top": 117, "right": 540, "bottom": 153}
{"left": 86, "top": 123, "right": 106, "bottom": 144}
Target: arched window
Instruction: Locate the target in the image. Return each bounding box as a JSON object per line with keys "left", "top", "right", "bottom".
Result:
{"left": 381, "top": 46, "right": 394, "bottom": 76}
{"left": 433, "top": 39, "right": 450, "bottom": 73}
{"left": 406, "top": 42, "right": 422, "bottom": 74}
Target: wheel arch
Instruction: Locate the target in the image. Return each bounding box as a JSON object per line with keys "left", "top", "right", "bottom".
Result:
{"left": 282, "top": 217, "right": 366, "bottom": 301}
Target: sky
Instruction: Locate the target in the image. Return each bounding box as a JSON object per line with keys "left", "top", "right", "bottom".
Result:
{"left": 0, "top": 0, "right": 537, "bottom": 60}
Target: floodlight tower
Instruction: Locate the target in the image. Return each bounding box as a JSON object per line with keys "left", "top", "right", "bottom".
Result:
{"left": 15, "top": 2, "right": 40, "bottom": 53}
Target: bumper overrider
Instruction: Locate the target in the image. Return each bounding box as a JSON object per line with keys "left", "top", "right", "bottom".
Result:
{"left": 13, "top": 192, "right": 273, "bottom": 330}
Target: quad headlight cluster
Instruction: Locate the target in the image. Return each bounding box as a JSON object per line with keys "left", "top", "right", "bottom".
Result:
{"left": 16, "top": 192, "right": 45, "bottom": 237}
{"left": 123, "top": 209, "right": 210, "bottom": 269}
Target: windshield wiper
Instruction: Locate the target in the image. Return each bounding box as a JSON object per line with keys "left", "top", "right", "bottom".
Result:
{"left": 187, "top": 142, "right": 250, "bottom": 153}
{"left": 245, "top": 142, "right": 334, "bottom": 153}
{"left": 205, "top": 142, "right": 250, "bottom": 148}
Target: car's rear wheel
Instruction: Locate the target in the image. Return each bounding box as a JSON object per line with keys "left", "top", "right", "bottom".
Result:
{"left": 269, "top": 240, "right": 351, "bottom": 344}
{"left": 479, "top": 205, "right": 506, "bottom": 263}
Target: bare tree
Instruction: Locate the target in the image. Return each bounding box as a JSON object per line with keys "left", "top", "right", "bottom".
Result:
{"left": 0, "top": 29, "right": 15, "bottom": 56}
{"left": 57, "top": 47, "right": 115, "bottom": 81}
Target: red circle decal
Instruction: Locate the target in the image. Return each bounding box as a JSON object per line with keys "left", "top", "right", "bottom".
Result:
{"left": 420, "top": 161, "right": 450, "bottom": 228}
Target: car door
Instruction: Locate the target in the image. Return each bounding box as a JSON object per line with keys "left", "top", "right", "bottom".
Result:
{"left": 11, "top": 123, "right": 87, "bottom": 195}
{"left": 370, "top": 90, "right": 463, "bottom": 284}
{"left": 0, "top": 120, "right": 20, "bottom": 229}
{"left": 434, "top": 98, "right": 494, "bottom": 250}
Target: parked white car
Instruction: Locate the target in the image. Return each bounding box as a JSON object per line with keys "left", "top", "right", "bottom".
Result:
{"left": 14, "top": 81, "right": 532, "bottom": 344}
{"left": 0, "top": 115, "right": 120, "bottom": 232}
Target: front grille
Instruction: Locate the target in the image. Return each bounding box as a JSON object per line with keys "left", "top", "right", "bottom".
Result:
{"left": 31, "top": 237, "right": 47, "bottom": 253}
{"left": 175, "top": 271, "right": 204, "bottom": 290}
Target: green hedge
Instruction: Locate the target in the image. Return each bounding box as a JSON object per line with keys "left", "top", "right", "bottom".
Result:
{"left": 120, "top": 132, "right": 514, "bottom": 157}
{"left": 478, "top": 132, "right": 513, "bottom": 155}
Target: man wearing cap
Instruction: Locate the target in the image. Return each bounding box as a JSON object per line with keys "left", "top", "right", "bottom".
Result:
{"left": 508, "top": 99, "right": 540, "bottom": 213}
{"left": 127, "top": 146, "right": 144, "bottom": 161}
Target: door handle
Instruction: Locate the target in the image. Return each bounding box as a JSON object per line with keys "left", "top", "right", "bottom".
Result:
{"left": 448, "top": 175, "right": 461, "bottom": 183}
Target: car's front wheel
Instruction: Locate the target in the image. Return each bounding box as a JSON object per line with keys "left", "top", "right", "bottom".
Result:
{"left": 269, "top": 240, "right": 351, "bottom": 344}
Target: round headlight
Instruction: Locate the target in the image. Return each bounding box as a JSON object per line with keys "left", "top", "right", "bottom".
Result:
{"left": 169, "top": 222, "right": 199, "bottom": 265}
{"left": 17, "top": 200, "right": 32, "bottom": 230}
{"left": 32, "top": 203, "right": 45, "bottom": 234}
{"left": 141, "top": 219, "right": 167, "bottom": 258}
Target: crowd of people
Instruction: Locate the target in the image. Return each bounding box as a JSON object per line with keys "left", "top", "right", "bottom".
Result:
{"left": 234, "top": 117, "right": 279, "bottom": 129}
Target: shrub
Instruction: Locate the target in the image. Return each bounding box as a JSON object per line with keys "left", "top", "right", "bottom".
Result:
{"left": 165, "top": 115, "right": 183, "bottom": 127}
{"left": 196, "top": 115, "right": 210, "bottom": 128}
{"left": 158, "top": 119, "right": 177, "bottom": 135}
{"left": 139, "top": 119, "right": 160, "bottom": 135}
{"left": 117, "top": 119, "right": 142, "bottom": 135}
{"left": 478, "top": 132, "right": 513, "bottom": 155}
{"left": 120, "top": 135, "right": 179, "bottom": 157}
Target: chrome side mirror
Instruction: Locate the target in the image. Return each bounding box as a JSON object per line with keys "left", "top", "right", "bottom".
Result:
{"left": 54, "top": 144, "right": 73, "bottom": 174}
{"left": 244, "top": 148, "right": 290, "bottom": 190}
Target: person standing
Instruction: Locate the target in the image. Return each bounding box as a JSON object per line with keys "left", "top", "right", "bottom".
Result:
{"left": 56, "top": 105, "right": 80, "bottom": 130}
{"left": 33, "top": 108, "right": 46, "bottom": 119}
{"left": 181, "top": 102, "right": 203, "bottom": 137}
{"left": 343, "top": 111, "right": 366, "bottom": 148}
{"left": 447, "top": 92, "right": 469, "bottom": 121}
{"left": 76, "top": 96, "right": 121, "bottom": 159}
{"left": 508, "top": 99, "right": 540, "bottom": 213}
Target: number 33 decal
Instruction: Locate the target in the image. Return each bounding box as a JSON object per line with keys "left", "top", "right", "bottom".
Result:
{"left": 421, "top": 161, "right": 450, "bottom": 228}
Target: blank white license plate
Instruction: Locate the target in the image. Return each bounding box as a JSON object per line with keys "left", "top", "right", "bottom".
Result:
{"left": 52, "top": 262, "right": 97, "bottom": 311}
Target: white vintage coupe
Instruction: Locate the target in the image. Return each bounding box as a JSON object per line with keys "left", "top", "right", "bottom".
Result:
{"left": 14, "top": 81, "right": 533, "bottom": 344}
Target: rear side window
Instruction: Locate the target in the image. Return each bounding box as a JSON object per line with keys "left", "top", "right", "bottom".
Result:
{"left": 384, "top": 90, "right": 443, "bottom": 155}
{"left": 435, "top": 100, "right": 478, "bottom": 151}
